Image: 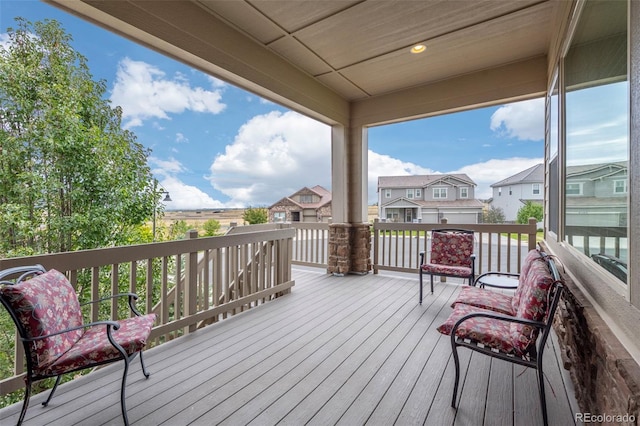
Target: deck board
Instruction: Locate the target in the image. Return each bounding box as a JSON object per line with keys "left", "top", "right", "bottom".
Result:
{"left": 0, "top": 268, "right": 577, "bottom": 426}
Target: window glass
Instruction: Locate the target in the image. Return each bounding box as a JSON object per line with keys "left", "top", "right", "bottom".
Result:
{"left": 299, "top": 194, "right": 313, "bottom": 203}
{"left": 433, "top": 188, "right": 447, "bottom": 199}
{"left": 532, "top": 183, "right": 540, "bottom": 195}
{"left": 406, "top": 189, "right": 414, "bottom": 199}
{"left": 460, "top": 187, "right": 468, "bottom": 198}
{"left": 563, "top": 0, "right": 628, "bottom": 283}
{"left": 548, "top": 74, "right": 559, "bottom": 234}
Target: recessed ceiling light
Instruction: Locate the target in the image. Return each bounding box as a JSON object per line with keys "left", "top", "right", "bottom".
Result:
{"left": 411, "top": 44, "right": 426, "bottom": 54}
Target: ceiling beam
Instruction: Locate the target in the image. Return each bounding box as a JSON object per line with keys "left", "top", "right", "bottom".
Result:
{"left": 352, "top": 55, "right": 548, "bottom": 128}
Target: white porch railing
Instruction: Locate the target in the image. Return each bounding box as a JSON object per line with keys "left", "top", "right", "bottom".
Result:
{"left": 372, "top": 218, "right": 538, "bottom": 275}
{"left": 225, "top": 219, "right": 538, "bottom": 276}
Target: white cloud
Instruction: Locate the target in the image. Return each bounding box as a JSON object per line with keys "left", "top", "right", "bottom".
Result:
{"left": 490, "top": 98, "right": 544, "bottom": 141}
{"left": 110, "top": 58, "right": 226, "bottom": 128}
{"left": 207, "top": 76, "right": 227, "bottom": 88}
{"left": 149, "top": 156, "right": 185, "bottom": 175}
{"left": 367, "top": 151, "right": 434, "bottom": 203}
{"left": 209, "top": 111, "right": 331, "bottom": 206}
{"left": 452, "top": 157, "right": 543, "bottom": 199}
{"left": 0, "top": 33, "right": 10, "bottom": 49}
{"left": 205, "top": 110, "right": 537, "bottom": 206}
{"left": 158, "top": 175, "right": 225, "bottom": 210}
{"left": 149, "top": 157, "right": 225, "bottom": 209}
{"left": 175, "top": 133, "right": 188, "bottom": 143}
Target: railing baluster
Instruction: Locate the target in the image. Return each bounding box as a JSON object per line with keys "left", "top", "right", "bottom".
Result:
{"left": 111, "top": 264, "right": 118, "bottom": 320}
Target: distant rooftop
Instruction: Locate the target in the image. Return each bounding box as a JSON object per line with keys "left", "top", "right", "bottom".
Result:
{"left": 378, "top": 174, "right": 475, "bottom": 188}
{"left": 490, "top": 163, "right": 543, "bottom": 187}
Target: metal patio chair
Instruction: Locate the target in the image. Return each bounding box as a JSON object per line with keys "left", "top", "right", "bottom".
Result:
{"left": 437, "top": 253, "right": 564, "bottom": 426}
{"left": 0, "top": 265, "right": 156, "bottom": 425}
{"left": 418, "top": 228, "right": 476, "bottom": 303}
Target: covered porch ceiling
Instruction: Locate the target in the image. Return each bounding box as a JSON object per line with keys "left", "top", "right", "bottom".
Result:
{"left": 48, "top": 0, "right": 561, "bottom": 127}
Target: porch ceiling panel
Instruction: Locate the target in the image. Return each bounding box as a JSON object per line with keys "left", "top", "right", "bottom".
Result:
{"left": 279, "top": 0, "right": 545, "bottom": 70}
{"left": 48, "top": 0, "right": 558, "bottom": 126}
{"left": 340, "top": 2, "right": 553, "bottom": 97}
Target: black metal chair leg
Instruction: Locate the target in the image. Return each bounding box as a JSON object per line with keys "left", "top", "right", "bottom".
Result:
{"left": 430, "top": 275, "right": 434, "bottom": 294}
{"left": 419, "top": 271, "right": 423, "bottom": 304}
{"left": 17, "top": 380, "right": 32, "bottom": 426}
{"left": 121, "top": 355, "right": 131, "bottom": 426}
{"left": 451, "top": 341, "right": 461, "bottom": 408}
{"left": 42, "top": 375, "right": 62, "bottom": 407}
{"left": 139, "top": 350, "right": 150, "bottom": 378}
{"left": 538, "top": 361, "right": 548, "bottom": 426}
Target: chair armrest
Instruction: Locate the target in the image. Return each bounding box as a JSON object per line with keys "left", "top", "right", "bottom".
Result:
{"left": 80, "top": 292, "right": 144, "bottom": 316}
{"left": 22, "top": 320, "right": 121, "bottom": 342}
{"left": 419, "top": 251, "right": 425, "bottom": 266}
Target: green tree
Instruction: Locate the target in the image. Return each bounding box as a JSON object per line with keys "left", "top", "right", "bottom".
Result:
{"left": 516, "top": 201, "right": 543, "bottom": 224}
{"left": 0, "top": 18, "right": 156, "bottom": 256}
{"left": 202, "top": 218, "right": 221, "bottom": 236}
{"left": 168, "top": 219, "right": 191, "bottom": 240}
{"left": 243, "top": 206, "right": 268, "bottom": 224}
{"left": 483, "top": 205, "right": 506, "bottom": 224}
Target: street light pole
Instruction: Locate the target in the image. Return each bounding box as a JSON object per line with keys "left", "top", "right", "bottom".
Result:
{"left": 152, "top": 190, "right": 172, "bottom": 242}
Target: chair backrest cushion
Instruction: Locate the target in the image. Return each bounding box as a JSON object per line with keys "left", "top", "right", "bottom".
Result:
{"left": 430, "top": 231, "right": 474, "bottom": 267}
{"left": 510, "top": 249, "right": 545, "bottom": 313}
{"left": 509, "top": 259, "right": 554, "bottom": 354}
{"left": 0, "top": 269, "right": 84, "bottom": 368}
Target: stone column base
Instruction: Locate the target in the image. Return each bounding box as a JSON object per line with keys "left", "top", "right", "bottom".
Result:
{"left": 328, "top": 223, "right": 371, "bottom": 275}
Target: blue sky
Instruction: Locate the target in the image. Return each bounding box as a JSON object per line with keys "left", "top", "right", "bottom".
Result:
{"left": 1, "top": 1, "right": 545, "bottom": 210}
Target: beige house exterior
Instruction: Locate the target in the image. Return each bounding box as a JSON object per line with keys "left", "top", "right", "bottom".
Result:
{"left": 378, "top": 174, "right": 484, "bottom": 224}
{"left": 269, "top": 185, "right": 332, "bottom": 223}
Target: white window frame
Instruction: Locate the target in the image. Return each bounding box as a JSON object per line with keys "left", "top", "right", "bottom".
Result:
{"left": 532, "top": 183, "right": 541, "bottom": 195}
{"left": 273, "top": 212, "right": 286, "bottom": 222}
{"left": 385, "top": 189, "right": 391, "bottom": 198}
{"left": 614, "top": 179, "right": 628, "bottom": 194}
{"left": 566, "top": 182, "right": 583, "bottom": 196}
{"left": 433, "top": 188, "right": 447, "bottom": 199}
{"left": 459, "top": 187, "right": 468, "bottom": 199}
{"left": 299, "top": 194, "right": 313, "bottom": 203}
{"left": 415, "top": 188, "right": 422, "bottom": 198}
{"left": 406, "top": 189, "right": 414, "bottom": 199}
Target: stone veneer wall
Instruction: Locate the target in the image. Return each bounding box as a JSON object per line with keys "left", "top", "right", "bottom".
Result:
{"left": 327, "top": 223, "right": 371, "bottom": 275}
{"left": 554, "top": 272, "right": 640, "bottom": 424}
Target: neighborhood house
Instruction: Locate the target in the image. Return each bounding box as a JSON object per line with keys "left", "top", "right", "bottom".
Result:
{"left": 489, "top": 163, "right": 544, "bottom": 222}
{"left": 377, "top": 174, "right": 484, "bottom": 224}
{"left": 268, "top": 185, "right": 332, "bottom": 223}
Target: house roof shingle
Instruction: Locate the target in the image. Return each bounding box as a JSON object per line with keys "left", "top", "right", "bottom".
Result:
{"left": 378, "top": 174, "right": 476, "bottom": 189}
{"left": 490, "top": 163, "right": 544, "bottom": 188}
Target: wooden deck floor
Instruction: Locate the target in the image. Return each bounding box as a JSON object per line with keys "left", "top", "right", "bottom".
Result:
{"left": 0, "top": 268, "right": 578, "bottom": 426}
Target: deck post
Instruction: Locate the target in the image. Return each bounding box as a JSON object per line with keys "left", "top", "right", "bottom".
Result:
{"left": 185, "top": 230, "right": 198, "bottom": 333}
{"left": 327, "top": 124, "right": 371, "bottom": 275}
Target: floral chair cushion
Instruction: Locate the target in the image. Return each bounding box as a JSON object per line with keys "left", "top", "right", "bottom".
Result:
{"left": 437, "top": 303, "right": 515, "bottom": 354}
{"left": 428, "top": 231, "right": 474, "bottom": 268}
{"left": 421, "top": 263, "right": 472, "bottom": 277}
{"left": 39, "top": 314, "right": 156, "bottom": 377}
{"left": 510, "top": 249, "right": 545, "bottom": 313}
{"left": 510, "top": 259, "right": 554, "bottom": 354}
{"left": 452, "top": 286, "right": 515, "bottom": 315}
{"left": 0, "top": 269, "right": 84, "bottom": 368}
